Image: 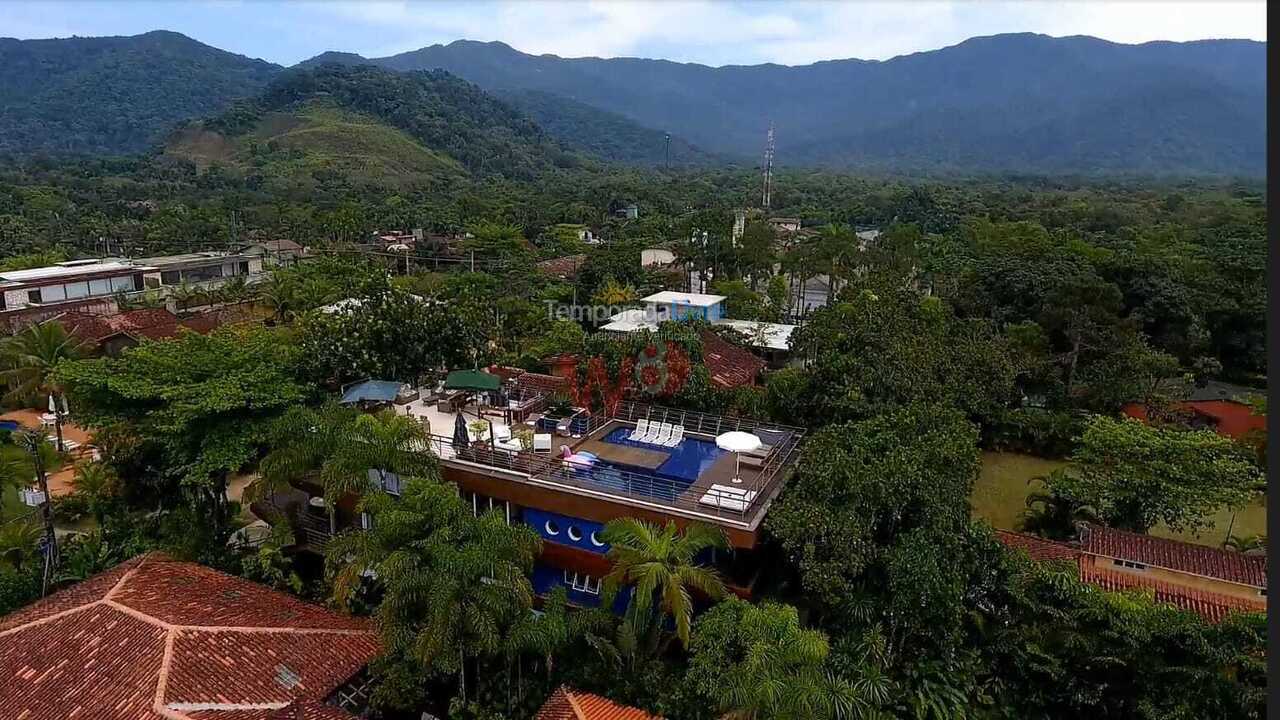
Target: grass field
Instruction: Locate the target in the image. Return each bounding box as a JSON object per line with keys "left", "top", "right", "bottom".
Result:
{"left": 973, "top": 451, "right": 1267, "bottom": 548}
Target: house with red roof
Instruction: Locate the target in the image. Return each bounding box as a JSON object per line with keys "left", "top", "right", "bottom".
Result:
{"left": 58, "top": 307, "right": 187, "bottom": 355}
{"left": 995, "top": 526, "right": 1267, "bottom": 622}
{"left": 536, "top": 686, "right": 661, "bottom": 720}
{"left": 1121, "top": 380, "right": 1265, "bottom": 440}
{"left": 0, "top": 553, "right": 379, "bottom": 720}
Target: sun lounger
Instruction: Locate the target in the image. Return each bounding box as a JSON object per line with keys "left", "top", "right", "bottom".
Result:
{"left": 533, "top": 433, "right": 552, "bottom": 454}
{"left": 628, "top": 418, "right": 651, "bottom": 442}
{"left": 648, "top": 422, "right": 673, "bottom": 445}
{"left": 661, "top": 425, "right": 683, "bottom": 447}
{"left": 698, "top": 483, "right": 758, "bottom": 512}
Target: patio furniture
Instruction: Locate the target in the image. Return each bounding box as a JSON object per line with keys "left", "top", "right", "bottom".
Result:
{"left": 40, "top": 413, "right": 57, "bottom": 427}
{"left": 649, "top": 422, "right": 673, "bottom": 445}
{"left": 698, "top": 483, "right": 758, "bottom": 512}
{"left": 628, "top": 418, "right": 651, "bottom": 442}
{"left": 533, "top": 433, "right": 552, "bottom": 454}
{"left": 661, "top": 425, "right": 684, "bottom": 447}
{"left": 715, "top": 431, "right": 762, "bottom": 484}
{"left": 59, "top": 439, "right": 81, "bottom": 453}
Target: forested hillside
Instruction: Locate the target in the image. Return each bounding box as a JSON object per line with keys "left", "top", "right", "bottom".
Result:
{"left": 166, "top": 64, "right": 579, "bottom": 185}
{"left": 0, "top": 30, "right": 280, "bottom": 155}
{"left": 319, "top": 33, "right": 1265, "bottom": 176}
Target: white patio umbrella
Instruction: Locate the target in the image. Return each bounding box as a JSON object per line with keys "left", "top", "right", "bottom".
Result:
{"left": 715, "top": 431, "right": 762, "bottom": 484}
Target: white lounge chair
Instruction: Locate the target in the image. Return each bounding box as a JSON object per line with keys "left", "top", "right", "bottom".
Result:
{"left": 533, "top": 433, "right": 552, "bottom": 454}
{"left": 627, "top": 418, "right": 651, "bottom": 442}
{"left": 662, "top": 425, "right": 684, "bottom": 447}
{"left": 649, "top": 422, "right": 673, "bottom": 445}
{"left": 698, "top": 483, "right": 758, "bottom": 512}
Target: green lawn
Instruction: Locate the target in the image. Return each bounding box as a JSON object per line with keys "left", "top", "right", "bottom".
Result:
{"left": 973, "top": 451, "right": 1267, "bottom": 549}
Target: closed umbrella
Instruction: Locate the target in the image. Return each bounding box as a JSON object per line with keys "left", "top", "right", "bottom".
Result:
{"left": 452, "top": 411, "right": 469, "bottom": 451}
{"left": 715, "top": 431, "right": 762, "bottom": 485}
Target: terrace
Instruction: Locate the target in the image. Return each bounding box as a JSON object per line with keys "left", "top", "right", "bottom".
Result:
{"left": 409, "top": 396, "right": 805, "bottom": 532}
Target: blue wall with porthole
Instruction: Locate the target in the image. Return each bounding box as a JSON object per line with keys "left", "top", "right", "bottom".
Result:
{"left": 523, "top": 509, "right": 609, "bottom": 553}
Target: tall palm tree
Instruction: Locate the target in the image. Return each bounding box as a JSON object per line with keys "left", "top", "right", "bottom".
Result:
{"left": 504, "top": 587, "right": 611, "bottom": 707}
{"left": 328, "top": 476, "right": 541, "bottom": 704}
{"left": 0, "top": 320, "right": 89, "bottom": 405}
{"left": 252, "top": 404, "right": 434, "bottom": 533}
{"left": 600, "top": 518, "right": 727, "bottom": 648}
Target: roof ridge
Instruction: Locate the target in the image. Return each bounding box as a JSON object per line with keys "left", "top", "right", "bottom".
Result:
{"left": 563, "top": 688, "right": 589, "bottom": 720}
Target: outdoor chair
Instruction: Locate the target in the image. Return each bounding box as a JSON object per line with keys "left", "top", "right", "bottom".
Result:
{"left": 533, "top": 433, "right": 552, "bottom": 454}
{"left": 662, "top": 425, "right": 684, "bottom": 447}
{"left": 649, "top": 422, "right": 673, "bottom": 445}
{"left": 628, "top": 418, "right": 651, "bottom": 442}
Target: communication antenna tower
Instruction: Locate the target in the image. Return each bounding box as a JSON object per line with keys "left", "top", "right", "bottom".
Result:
{"left": 761, "top": 122, "right": 775, "bottom": 210}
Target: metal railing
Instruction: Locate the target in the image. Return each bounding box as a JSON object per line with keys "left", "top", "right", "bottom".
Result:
{"left": 430, "top": 402, "right": 805, "bottom": 524}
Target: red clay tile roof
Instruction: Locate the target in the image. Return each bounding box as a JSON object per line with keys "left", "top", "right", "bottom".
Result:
{"left": 536, "top": 686, "right": 661, "bottom": 720}
{"left": 995, "top": 530, "right": 1080, "bottom": 562}
{"left": 1079, "top": 563, "right": 1266, "bottom": 623}
{"left": 59, "top": 308, "right": 183, "bottom": 344}
{"left": 519, "top": 371, "right": 570, "bottom": 395}
{"left": 0, "top": 553, "right": 377, "bottom": 720}
{"left": 537, "top": 254, "right": 587, "bottom": 279}
{"left": 1080, "top": 524, "right": 1267, "bottom": 588}
{"left": 700, "top": 330, "right": 765, "bottom": 389}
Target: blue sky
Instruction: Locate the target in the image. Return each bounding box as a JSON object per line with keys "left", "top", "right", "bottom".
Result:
{"left": 0, "top": 1, "right": 1266, "bottom": 67}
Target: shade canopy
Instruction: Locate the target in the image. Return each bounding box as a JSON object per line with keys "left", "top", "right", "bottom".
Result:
{"left": 340, "top": 379, "right": 402, "bottom": 404}
{"left": 444, "top": 369, "right": 501, "bottom": 392}
{"left": 715, "top": 431, "right": 762, "bottom": 453}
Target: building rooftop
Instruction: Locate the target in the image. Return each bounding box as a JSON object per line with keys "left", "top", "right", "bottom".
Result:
{"left": 0, "top": 260, "right": 151, "bottom": 285}
{"left": 59, "top": 308, "right": 185, "bottom": 343}
{"left": 640, "top": 291, "right": 726, "bottom": 307}
{"left": 0, "top": 553, "right": 378, "bottom": 720}
{"left": 994, "top": 530, "right": 1079, "bottom": 563}
{"left": 711, "top": 319, "right": 797, "bottom": 351}
{"left": 1079, "top": 563, "right": 1265, "bottom": 623}
{"left": 137, "top": 251, "right": 247, "bottom": 268}
{"left": 600, "top": 308, "right": 658, "bottom": 333}
{"left": 701, "top": 329, "right": 765, "bottom": 388}
{"left": 1080, "top": 524, "right": 1266, "bottom": 588}
{"left": 536, "top": 686, "right": 660, "bottom": 720}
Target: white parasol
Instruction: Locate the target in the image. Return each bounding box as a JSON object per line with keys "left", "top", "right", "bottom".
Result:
{"left": 715, "top": 431, "right": 762, "bottom": 484}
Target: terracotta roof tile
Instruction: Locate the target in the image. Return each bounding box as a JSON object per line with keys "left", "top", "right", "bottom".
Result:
{"left": 59, "top": 308, "right": 183, "bottom": 344}
{"left": 536, "top": 686, "right": 661, "bottom": 720}
{"left": 1080, "top": 524, "right": 1266, "bottom": 588}
{"left": 700, "top": 330, "right": 764, "bottom": 389}
{"left": 537, "top": 254, "right": 587, "bottom": 279}
{"left": 1080, "top": 564, "right": 1266, "bottom": 623}
{"left": 995, "top": 530, "right": 1080, "bottom": 562}
{"left": 0, "top": 553, "right": 377, "bottom": 720}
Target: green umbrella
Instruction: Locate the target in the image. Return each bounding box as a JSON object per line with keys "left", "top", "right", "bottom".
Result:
{"left": 445, "top": 369, "right": 500, "bottom": 392}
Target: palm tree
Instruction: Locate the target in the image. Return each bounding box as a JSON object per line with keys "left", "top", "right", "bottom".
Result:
{"left": 592, "top": 277, "right": 639, "bottom": 307}
{"left": 692, "top": 599, "right": 863, "bottom": 720}
{"left": 504, "top": 587, "right": 611, "bottom": 708}
{"left": 70, "top": 461, "right": 119, "bottom": 527}
{"left": 328, "top": 476, "right": 541, "bottom": 704}
{"left": 0, "top": 520, "right": 42, "bottom": 571}
{"left": 1223, "top": 534, "right": 1267, "bottom": 555}
{"left": 258, "top": 272, "right": 300, "bottom": 324}
{"left": 0, "top": 320, "right": 89, "bottom": 405}
{"left": 1017, "top": 472, "right": 1101, "bottom": 540}
{"left": 600, "top": 518, "right": 727, "bottom": 647}
{"left": 251, "top": 404, "right": 435, "bottom": 533}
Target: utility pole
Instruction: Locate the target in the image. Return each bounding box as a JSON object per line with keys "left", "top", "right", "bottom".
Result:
{"left": 20, "top": 431, "right": 57, "bottom": 596}
{"left": 761, "top": 122, "right": 775, "bottom": 210}
{"left": 664, "top": 133, "right": 671, "bottom": 169}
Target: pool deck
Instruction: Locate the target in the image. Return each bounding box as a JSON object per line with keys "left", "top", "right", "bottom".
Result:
{"left": 576, "top": 436, "right": 670, "bottom": 470}
{"left": 576, "top": 420, "right": 770, "bottom": 502}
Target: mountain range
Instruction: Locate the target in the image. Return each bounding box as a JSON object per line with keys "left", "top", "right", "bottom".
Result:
{"left": 0, "top": 30, "right": 1265, "bottom": 177}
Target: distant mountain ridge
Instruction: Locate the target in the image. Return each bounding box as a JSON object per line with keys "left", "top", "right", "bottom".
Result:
{"left": 0, "top": 30, "right": 1264, "bottom": 176}
{"left": 302, "top": 33, "right": 1265, "bottom": 176}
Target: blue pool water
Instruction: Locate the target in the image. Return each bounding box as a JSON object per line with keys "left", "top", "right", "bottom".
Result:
{"left": 0, "top": 420, "right": 18, "bottom": 433}
{"left": 599, "top": 426, "right": 725, "bottom": 484}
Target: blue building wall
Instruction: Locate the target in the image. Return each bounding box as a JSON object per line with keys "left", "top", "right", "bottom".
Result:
{"left": 532, "top": 561, "right": 630, "bottom": 612}
{"left": 523, "top": 508, "right": 610, "bottom": 553}
{"left": 659, "top": 300, "right": 725, "bottom": 322}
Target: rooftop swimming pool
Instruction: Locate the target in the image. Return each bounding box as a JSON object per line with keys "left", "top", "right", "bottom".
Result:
{"left": 599, "top": 426, "right": 725, "bottom": 484}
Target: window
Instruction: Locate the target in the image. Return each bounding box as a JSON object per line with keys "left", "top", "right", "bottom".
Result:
{"left": 360, "top": 512, "right": 373, "bottom": 530}
{"left": 41, "top": 284, "right": 66, "bottom": 302}
{"left": 544, "top": 520, "right": 560, "bottom": 536}
{"left": 160, "top": 270, "right": 181, "bottom": 285}
{"left": 563, "top": 571, "right": 601, "bottom": 595}
{"left": 89, "top": 278, "right": 112, "bottom": 296}
{"left": 590, "top": 531, "right": 606, "bottom": 548}
{"left": 238, "top": 261, "right": 250, "bottom": 275}
{"left": 64, "top": 281, "right": 89, "bottom": 299}
{"left": 1115, "top": 559, "right": 1147, "bottom": 570}
{"left": 26, "top": 289, "right": 41, "bottom": 304}
{"left": 567, "top": 525, "right": 582, "bottom": 542}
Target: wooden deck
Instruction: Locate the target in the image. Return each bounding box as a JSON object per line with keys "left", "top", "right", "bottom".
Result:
{"left": 576, "top": 437, "right": 670, "bottom": 470}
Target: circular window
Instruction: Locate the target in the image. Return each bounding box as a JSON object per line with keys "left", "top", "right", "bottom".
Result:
{"left": 544, "top": 520, "right": 560, "bottom": 536}
{"left": 567, "top": 525, "right": 583, "bottom": 542}
{"left": 590, "top": 531, "right": 606, "bottom": 547}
